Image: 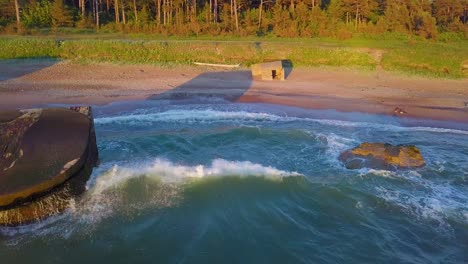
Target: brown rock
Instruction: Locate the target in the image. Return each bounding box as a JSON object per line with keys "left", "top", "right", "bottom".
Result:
{"left": 339, "top": 143, "right": 425, "bottom": 170}
{"left": 0, "top": 106, "right": 98, "bottom": 225}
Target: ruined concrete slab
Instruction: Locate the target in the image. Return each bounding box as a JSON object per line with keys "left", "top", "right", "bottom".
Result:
{"left": 0, "top": 106, "right": 98, "bottom": 225}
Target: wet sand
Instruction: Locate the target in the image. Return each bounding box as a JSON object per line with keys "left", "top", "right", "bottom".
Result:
{"left": 1, "top": 60, "right": 467, "bottom": 124}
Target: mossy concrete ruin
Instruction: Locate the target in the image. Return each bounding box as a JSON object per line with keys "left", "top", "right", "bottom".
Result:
{"left": 0, "top": 106, "right": 98, "bottom": 225}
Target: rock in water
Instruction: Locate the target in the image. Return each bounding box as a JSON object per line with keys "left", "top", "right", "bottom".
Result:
{"left": 0, "top": 106, "right": 98, "bottom": 225}
{"left": 339, "top": 143, "right": 425, "bottom": 170}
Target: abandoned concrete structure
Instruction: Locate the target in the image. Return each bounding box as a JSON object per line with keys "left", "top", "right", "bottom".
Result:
{"left": 251, "top": 61, "right": 285, "bottom": 81}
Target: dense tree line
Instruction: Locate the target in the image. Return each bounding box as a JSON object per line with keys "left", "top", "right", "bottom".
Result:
{"left": 1, "top": 0, "right": 467, "bottom": 38}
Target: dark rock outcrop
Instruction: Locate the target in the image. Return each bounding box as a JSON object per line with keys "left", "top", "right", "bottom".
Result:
{"left": 339, "top": 142, "right": 425, "bottom": 170}
{"left": 0, "top": 106, "right": 98, "bottom": 225}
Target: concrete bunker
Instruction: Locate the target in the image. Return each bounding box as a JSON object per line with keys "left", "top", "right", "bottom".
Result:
{"left": 251, "top": 61, "right": 286, "bottom": 81}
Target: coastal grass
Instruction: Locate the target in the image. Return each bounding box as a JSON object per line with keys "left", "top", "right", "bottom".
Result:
{"left": 0, "top": 38, "right": 60, "bottom": 59}
{"left": 332, "top": 37, "right": 468, "bottom": 78}
{"left": 380, "top": 42, "right": 467, "bottom": 78}
{"left": 0, "top": 35, "right": 467, "bottom": 78}
{"left": 0, "top": 38, "right": 376, "bottom": 69}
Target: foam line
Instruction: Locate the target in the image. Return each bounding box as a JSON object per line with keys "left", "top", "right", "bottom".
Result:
{"left": 95, "top": 109, "right": 468, "bottom": 135}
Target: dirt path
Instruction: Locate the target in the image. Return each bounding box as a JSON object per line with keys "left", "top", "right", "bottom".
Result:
{"left": 357, "top": 48, "right": 384, "bottom": 72}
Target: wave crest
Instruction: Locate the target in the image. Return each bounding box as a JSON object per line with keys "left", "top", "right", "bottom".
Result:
{"left": 72, "top": 159, "right": 300, "bottom": 225}
{"left": 95, "top": 108, "right": 468, "bottom": 135}
{"left": 92, "top": 158, "right": 301, "bottom": 184}
{"left": 95, "top": 109, "right": 284, "bottom": 125}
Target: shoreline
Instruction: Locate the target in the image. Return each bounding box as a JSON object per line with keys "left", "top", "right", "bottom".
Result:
{"left": 1, "top": 60, "right": 467, "bottom": 127}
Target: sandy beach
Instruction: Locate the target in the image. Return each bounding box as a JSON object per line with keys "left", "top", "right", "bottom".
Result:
{"left": 1, "top": 59, "right": 467, "bottom": 123}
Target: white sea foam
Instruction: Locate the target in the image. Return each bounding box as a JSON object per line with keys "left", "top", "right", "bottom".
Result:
{"left": 376, "top": 180, "right": 468, "bottom": 228}
{"left": 73, "top": 158, "right": 299, "bottom": 226}
{"left": 95, "top": 109, "right": 468, "bottom": 135}
{"left": 355, "top": 201, "right": 363, "bottom": 209}
{"left": 357, "top": 164, "right": 467, "bottom": 228}
{"left": 318, "top": 133, "right": 357, "bottom": 158}
{"left": 75, "top": 159, "right": 299, "bottom": 223}
{"left": 0, "top": 158, "right": 300, "bottom": 240}
{"left": 363, "top": 169, "right": 396, "bottom": 179}
{"left": 91, "top": 158, "right": 301, "bottom": 185}
{"left": 360, "top": 169, "right": 422, "bottom": 179}
{"left": 95, "top": 109, "right": 287, "bottom": 125}
{"left": 311, "top": 119, "right": 468, "bottom": 135}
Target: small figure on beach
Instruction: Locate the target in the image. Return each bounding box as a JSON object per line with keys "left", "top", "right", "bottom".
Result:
{"left": 393, "top": 107, "right": 407, "bottom": 116}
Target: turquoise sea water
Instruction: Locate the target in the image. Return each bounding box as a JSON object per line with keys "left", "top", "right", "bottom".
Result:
{"left": 1, "top": 101, "right": 467, "bottom": 263}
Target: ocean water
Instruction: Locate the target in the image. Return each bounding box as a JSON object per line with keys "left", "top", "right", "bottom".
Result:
{"left": 1, "top": 101, "right": 467, "bottom": 264}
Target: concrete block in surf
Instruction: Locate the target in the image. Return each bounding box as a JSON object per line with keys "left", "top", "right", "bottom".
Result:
{"left": 0, "top": 106, "right": 98, "bottom": 225}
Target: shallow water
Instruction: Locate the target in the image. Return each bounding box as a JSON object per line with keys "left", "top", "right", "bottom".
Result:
{"left": 1, "top": 101, "right": 467, "bottom": 263}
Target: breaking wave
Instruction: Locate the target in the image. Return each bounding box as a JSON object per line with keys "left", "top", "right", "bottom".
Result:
{"left": 95, "top": 109, "right": 284, "bottom": 125}
{"left": 95, "top": 109, "right": 468, "bottom": 135}
{"left": 75, "top": 158, "right": 300, "bottom": 226}
{"left": 0, "top": 158, "right": 301, "bottom": 241}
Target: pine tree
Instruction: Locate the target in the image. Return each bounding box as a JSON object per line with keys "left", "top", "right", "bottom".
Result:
{"left": 341, "top": 0, "right": 377, "bottom": 28}
{"left": 14, "top": 0, "right": 21, "bottom": 30}
{"left": 139, "top": 4, "right": 150, "bottom": 25}
{"left": 385, "top": 0, "right": 412, "bottom": 33}
{"left": 433, "top": 0, "right": 464, "bottom": 28}
{"left": 413, "top": 10, "right": 437, "bottom": 38}
{"left": 1, "top": 0, "right": 466, "bottom": 38}
{"left": 0, "top": 0, "right": 16, "bottom": 26}
{"left": 328, "top": 0, "right": 344, "bottom": 22}
{"left": 51, "top": 0, "right": 73, "bottom": 28}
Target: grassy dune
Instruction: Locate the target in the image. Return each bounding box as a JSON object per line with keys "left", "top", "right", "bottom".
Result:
{"left": 0, "top": 36, "right": 466, "bottom": 78}
{"left": 381, "top": 43, "right": 467, "bottom": 78}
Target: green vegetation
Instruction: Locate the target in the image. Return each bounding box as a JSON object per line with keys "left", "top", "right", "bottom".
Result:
{"left": 1, "top": 36, "right": 466, "bottom": 78}
{"left": 0, "top": 38, "right": 59, "bottom": 58}
{"left": 1, "top": 0, "right": 467, "bottom": 78}
{"left": 1, "top": 0, "right": 467, "bottom": 40}
{"left": 0, "top": 37, "right": 376, "bottom": 69}
{"left": 381, "top": 41, "right": 467, "bottom": 78}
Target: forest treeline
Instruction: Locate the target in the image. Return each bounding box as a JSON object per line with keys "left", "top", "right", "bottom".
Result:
{"left": 1, "top": 0, "right": 467, "bottom": 39}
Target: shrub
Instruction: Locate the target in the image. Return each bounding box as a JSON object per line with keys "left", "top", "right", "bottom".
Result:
{"left": 438, "top": 32, "right": 465, "bottom": 43}
{"left": 337, "top": 28, "right": 353, "bottom": 40}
